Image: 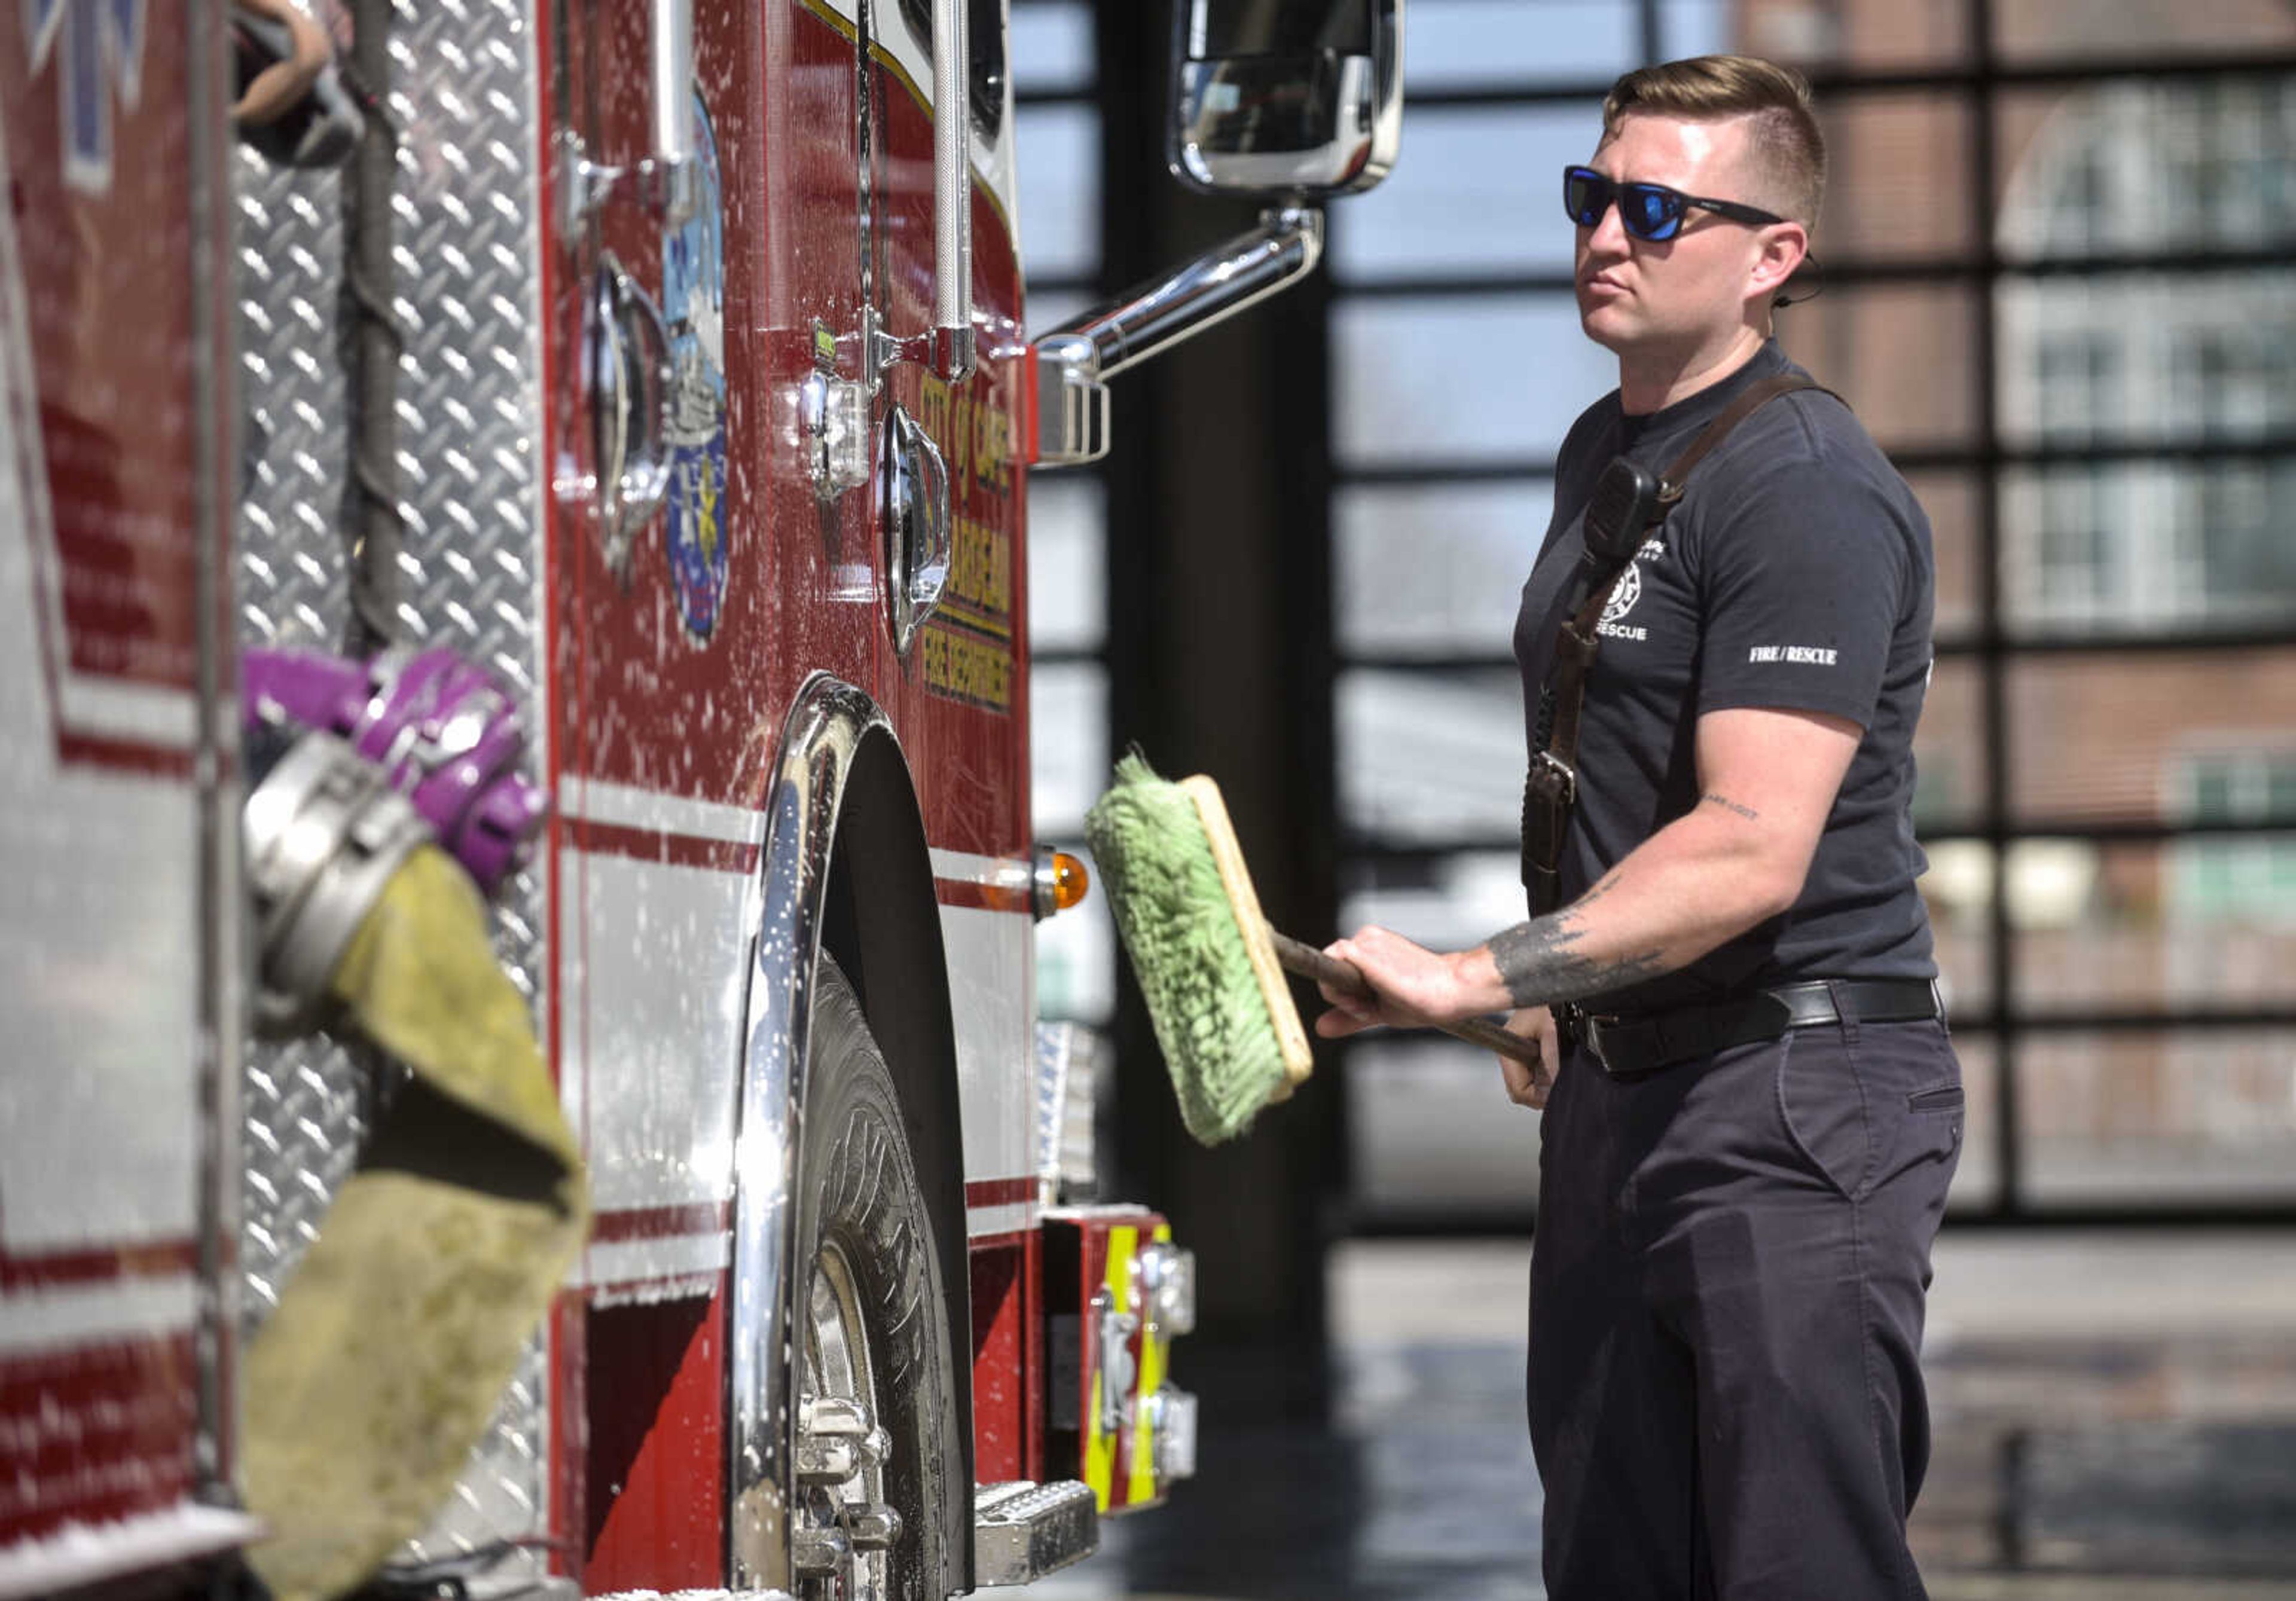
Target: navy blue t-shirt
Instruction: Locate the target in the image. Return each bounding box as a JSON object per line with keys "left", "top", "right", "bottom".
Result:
{"left": 1512, "top": 340, "right": 1938, "bottom": 1013}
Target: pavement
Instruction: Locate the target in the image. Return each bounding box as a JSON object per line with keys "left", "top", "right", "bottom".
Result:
{"left": 1025, "top": 1231, "right": 2296, "bottom": 1600}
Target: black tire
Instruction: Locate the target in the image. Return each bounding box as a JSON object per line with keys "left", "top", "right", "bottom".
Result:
{"left": 793, "top": 956, "right": 961, "bottom": 1601}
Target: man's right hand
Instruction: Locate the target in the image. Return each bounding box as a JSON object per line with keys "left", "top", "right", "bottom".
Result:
{"left": 1498, "top": 1007, "right": 1561, "bottom": 1110}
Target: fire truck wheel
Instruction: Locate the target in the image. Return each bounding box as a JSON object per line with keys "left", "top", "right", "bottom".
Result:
{"left": 792, "top": 954, "right": 959, "bottom": 1601}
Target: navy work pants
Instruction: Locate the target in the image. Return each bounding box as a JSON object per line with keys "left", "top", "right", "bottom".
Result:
{"left": 1526, "top": 1014, "right": 1964, "bottom": 1600}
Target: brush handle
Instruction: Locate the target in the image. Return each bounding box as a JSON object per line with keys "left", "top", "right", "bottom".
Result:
{"left": 1268, "top": 930, "right": 1543, "bottom": 1066}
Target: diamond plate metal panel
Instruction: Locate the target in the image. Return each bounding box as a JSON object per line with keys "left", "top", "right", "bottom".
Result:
{"left": 235, "top": 0, "right": 552, "bottom": 1569}
{"left": 237, "top": 1046, "right": 377, "bottom": 1321}
{"left": 234, "top": 105, "right": 368, "bottom": 1340}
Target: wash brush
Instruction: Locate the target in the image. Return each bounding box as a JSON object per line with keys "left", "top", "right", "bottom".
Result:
{"left": 1084, "top": 754, "right": 1540, "bottom": 1145}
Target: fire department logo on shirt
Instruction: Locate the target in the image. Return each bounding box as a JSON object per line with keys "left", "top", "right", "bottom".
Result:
{"left": 1598, "top": 563, "right": 1647, "bottom": 640}
{"left": 662, "top": 86, "right": 729, "bottom": 640}
{"left": 1602, "top": 564, "right": 1641, "bottom": 624}
{"left": 1597, "top": 534, "right": 1665, "bottom": 641}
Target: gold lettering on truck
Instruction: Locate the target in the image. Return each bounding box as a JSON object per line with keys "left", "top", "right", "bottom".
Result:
{"left": 917, "top": 374, "right": 1016, "bottom": 711}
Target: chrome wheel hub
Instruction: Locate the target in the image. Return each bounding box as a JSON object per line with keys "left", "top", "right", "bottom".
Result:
{"left": 795, "top": 1242, "right": 900, "bottom": 1601}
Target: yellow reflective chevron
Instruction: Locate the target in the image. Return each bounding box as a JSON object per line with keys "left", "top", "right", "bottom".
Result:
{"left": 1128, "top": 1220, "right": 1174, "bottom": 1505}
{"left": 1083, "top": 1223, "right": 1135, "bottom": 1508}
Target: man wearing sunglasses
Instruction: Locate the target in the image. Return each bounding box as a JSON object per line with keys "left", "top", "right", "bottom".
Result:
{"left": 1318, "top": 54, "right": 1956, "bottom": 1601}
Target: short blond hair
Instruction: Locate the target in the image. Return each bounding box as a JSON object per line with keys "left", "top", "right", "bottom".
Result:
{"left": 1601, "top": 54, "right": 1825, "bottom": 229}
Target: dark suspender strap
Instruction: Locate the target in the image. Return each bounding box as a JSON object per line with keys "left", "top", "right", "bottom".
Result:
{"left": 1522, "top": 374, "right": 1839, "bottom": 912}
{"left": 1657, "top": 374, "right": 1837, "bottom": 504}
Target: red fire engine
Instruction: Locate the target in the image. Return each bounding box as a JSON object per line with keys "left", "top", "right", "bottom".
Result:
{"left": 0, "top": 1, "right": 1399, "bottom": 1597}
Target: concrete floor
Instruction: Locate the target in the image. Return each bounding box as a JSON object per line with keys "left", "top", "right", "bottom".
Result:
{"left": 1028, "top": 1232, "right": 2296, "bottom": 1600}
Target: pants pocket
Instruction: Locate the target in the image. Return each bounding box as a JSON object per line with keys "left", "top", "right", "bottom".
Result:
{"left": 1775, "top": 1027, "right": 1870, "bottom": 1200}
{"left": 1907, "top": 1083, "right": 1965, "bottom": 1114}
{"left": 1876, "top": 1038, "right": 1966, "bottom": 1194}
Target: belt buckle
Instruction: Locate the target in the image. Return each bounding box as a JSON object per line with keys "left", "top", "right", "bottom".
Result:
{"left": 1567, "top": 1006, "right": 1617, "bottom": 1076}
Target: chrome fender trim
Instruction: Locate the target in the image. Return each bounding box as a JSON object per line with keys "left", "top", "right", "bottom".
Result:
{"left": 726, "top": 672, "right": 886, "bottom": 1590}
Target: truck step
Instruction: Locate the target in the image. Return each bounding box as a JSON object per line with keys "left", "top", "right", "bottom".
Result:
{"left": 973, "top": 1478, "right": 1101, "bottom": 1587}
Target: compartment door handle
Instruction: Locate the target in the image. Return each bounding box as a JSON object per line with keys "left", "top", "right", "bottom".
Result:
{"left": 585, "top": 255, "right": 674, "bottom": 570}
{"left": 881, "top": 402, "right": 952, "bottom": 655}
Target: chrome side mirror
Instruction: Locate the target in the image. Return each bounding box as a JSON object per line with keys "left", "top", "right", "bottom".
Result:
{"left": 1031, "top": 1, "right": 1400, "bottom": 470}
{"left": 1168, "top": 0, "right": 1402, "bottom": 199}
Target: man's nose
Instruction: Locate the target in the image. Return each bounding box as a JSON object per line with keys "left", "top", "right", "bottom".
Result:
{"left": 1583, "top": 201, "right": 1632, "bottom": 258}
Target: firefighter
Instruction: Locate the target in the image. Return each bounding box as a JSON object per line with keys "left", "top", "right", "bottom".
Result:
{"left": 1315, "top": 55, "right": 1960, "bottom": 1600}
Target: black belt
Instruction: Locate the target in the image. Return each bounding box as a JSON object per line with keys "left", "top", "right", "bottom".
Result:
{"left": 1558, "top": 978, "right": 1943, "bottom": 1080}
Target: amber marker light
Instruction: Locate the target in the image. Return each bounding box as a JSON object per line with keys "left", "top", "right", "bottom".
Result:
{"left": 1033, "top": 848, "right": 1091, "bottom": 920}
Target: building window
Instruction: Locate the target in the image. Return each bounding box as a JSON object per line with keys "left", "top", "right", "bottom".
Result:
{"left": 2171, "top": 752, "right": 2296, "bottom": 925}
{"left": 2035, "top": 328, "right": 2118, "bottom": 442}
{"left": 2158, "top": 77, "right": 2296, "bottom": 245}
{"left": 2001, "top": 78, "right": 2296, "bottom": 634}
{"left": 2191, "top": 461, "right": 2296, "bottom": 615}
{"left": 2033, "top": 469, "right": 2107, "bottom": 618}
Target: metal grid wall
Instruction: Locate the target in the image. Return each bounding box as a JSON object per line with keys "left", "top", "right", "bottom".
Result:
{"left": 1029, "top": 0, "right": 2296, "bottom": 1230}
{"left": 1324, "top": 0, "right": 2296, "bottom": 1227}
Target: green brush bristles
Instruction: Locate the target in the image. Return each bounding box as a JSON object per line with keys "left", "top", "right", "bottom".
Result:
{"left": 1084, "top": 754, "right": 1288, "bottom": 1145}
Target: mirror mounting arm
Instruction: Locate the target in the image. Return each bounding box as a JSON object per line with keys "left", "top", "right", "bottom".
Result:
{"left": 1028, "top": 206, "right": 1323, "bottom": 469}
{"left": 1061, "top": 205, "right": 1323, "bottom": 384}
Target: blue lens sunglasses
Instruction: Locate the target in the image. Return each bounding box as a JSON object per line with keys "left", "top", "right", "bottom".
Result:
{"left": 1563, "top": 164, "right": 1787, "bottom": 242}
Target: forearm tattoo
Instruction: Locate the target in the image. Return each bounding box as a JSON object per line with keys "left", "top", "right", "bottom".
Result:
{"left": 1487, "top": 912, "right": 1668, "bottom": 1010}
{"left": 1700, "top": 791, "right": 1760, "bottom": 821}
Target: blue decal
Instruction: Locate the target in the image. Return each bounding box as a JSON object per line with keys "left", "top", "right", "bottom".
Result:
{"left": 26, "top": 0, "right": 145, "bottom": 195}
{"left": 662, "top": 87, "right": 728, "bottom": 640}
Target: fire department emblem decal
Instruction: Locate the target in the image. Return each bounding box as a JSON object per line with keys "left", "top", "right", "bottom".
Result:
{"left": 663, "top": 86, "right": 729, "bottom": 640}
{"left": 1602, "top": 561, "right": 1642, "bottom": 624}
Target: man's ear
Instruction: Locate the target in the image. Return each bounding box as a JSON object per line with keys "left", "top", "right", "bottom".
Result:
{"left": 1748, "top": 222, "right": 1809, "bottom": 304}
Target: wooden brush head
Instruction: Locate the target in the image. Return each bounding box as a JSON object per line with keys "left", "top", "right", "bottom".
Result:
{"left": 1178, "top": 775, "right": 1315, "bottom": 1094}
